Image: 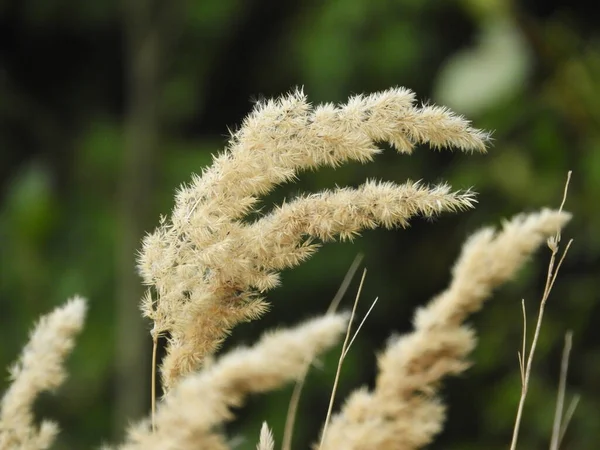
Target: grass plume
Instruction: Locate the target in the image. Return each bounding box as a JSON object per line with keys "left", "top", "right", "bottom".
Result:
{"left": 1, "top": 88, "right": 577, "bottom": 450}
{"left": 0, "top": 297, "right": 87, "bottom": 450}
{"left": 137, "top": 87, "right": 489, "bottom": 392}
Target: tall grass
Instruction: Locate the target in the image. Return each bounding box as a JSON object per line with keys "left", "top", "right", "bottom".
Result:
{"left": 0, "top": 88, "right": 572, "bottom": 450}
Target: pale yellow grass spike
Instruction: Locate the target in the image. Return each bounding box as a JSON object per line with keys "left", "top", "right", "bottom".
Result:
{"left": 136, "top": 88, "right": 490, "bottom": 391}
{"left": 124, "top": 85, "right": 493, "bottom": 449}
{"left": 120, "top": 314, "right": 347, "bottom": 450}
{"left": 257, "top": 422, "right": 275, "bottom": 450}
{"left": 318, "top": 209, "right": 570, "bottom": 450}
{"left": 0, "top": 297, "right": 87, "bottom": 450}
{"left": 244, "top": 181, "right": 476, "bottom": 271}
{"left": 165, "top": 88, "right": 489, "bottom": 225}
{"left": 155, "top": 180, "right": 477, "bottom": 391}
{"left": 158, "top": 296, "right": 270, "bottom": 392}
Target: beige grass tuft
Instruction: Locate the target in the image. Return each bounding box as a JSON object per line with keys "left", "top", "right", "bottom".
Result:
{"left": 318, "top": 209, "right": 571, "bottom": 450}
{"left": 120, "top": 313, "right": 348, "bottom": 450}
{"left": 0, "top": 297, "right": 87, "bottom": 450}
{"left": 137, "top": 88, "right": 490, "bottom": 392}
{"left": 2, "top": 86, "right": 582, "bottom": 450}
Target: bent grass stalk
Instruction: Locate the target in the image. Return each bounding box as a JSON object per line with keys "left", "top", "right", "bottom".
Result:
{"left": 510, "top": 171, "right": 573, "bottom": 450}
{"left": 282, "top": 254, "right": 364, "bottom": 450}
{"left": 550, "top": 331, "right": 573, "bottom": 450}
{"left": 151, "top": 335, "right": 157, "bottom": 432}
{"left": 319, "top": 269, "right": 367, "bottom": 449}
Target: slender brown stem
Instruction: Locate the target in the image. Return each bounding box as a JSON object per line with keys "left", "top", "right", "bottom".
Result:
{"left": 343, "top": 296, "right": 378, "bottom": 360}
{"left": 518, "top": 299, "right": 527, "bottom": 383}
{"left": 559, "top": 394, "right": 580, "bottom": 447}
{"left": 282, "top": 253, "right": 363, "bottom": 450}
{"left": 151, "top": 335, "right": 157, "bottom": 432}
{"left": 509, "top": 171, "right": 572, "bottom": 450}
{"left": 326, "top": 253, "right": 364, "bottom": 315}
{"left": 282, "top": 371, "right": 308, "bottom": 450}
{"left": 319, "top": 269, "right": 367, "bottom": 449}
{"left": 550, "top": 331, "right": 573, "bottom": 450}
{"left": 510, "top": 252, "right": 557, "bottom": 450}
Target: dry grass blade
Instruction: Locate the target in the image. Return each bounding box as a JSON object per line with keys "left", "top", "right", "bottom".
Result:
{"left": 517, "top": 299, "right": 527, "bottom": 384}
{"left": 151, "top": 336, "right": 157, "bottom": 432}
{"left": 283, "top": 254, "right": 363, "bottom": 450}
{"left": 509, "top": 171, "right": 573, "bottom": 450}
{"left": 343, "top": 296, "right": 378, "bottom": 359}
{"left": 550, "top": 331, "right": 574, "bottom": 450}
{"left": 319, "top": 269, "right": 367, "bottom": 449}
{"left": 326, "top": 253, "right": 365, "bottom": 315}
{"left": 559, "top": 394, "right": 580, "bottom": 447}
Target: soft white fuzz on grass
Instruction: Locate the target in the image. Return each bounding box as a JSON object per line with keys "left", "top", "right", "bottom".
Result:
{"left": 0, "top": 297, "right": 87, "bottom": 450}
{"left": 256, "top": 422, "right": 275, "bottom": 450}
{"left": 318, "top": 209, "right": 571, "bottom": 450}
{"left": 120, "top": 313, "right": 348, "bottom": 450}
{"left": 137, "top": 88, "right": 490, "bottom": 391}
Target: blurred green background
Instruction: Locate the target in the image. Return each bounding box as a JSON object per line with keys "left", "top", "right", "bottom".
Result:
{"left": 0, "top": 0, "right": 598, "bottom": 448}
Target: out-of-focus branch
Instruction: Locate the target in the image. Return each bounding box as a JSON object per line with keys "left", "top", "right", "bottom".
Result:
{"left": 116, "top": 0, "right": 179, "bottom": 436}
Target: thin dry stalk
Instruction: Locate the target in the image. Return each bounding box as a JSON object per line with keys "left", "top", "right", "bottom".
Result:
{"left": 558, "top": 394, "right": 580, "bottom": 447}
{"left": 517, "top": 299, "right": 527, "bottom": 383}
{"left": 283, "top": 254, "right": 364, "bottom": 450}
{"left": 319, "top": 269, "right": 367, "bottom": 448}
{"left": 282, "top": 370, "right": 308, "bottom": 450}
{"left": 550, "top": 331, "right": 574, "bottom": 450}
{"left": 151, "top": 336, "right": 157, "bottom": 432}
{"left": 509, "top": 171, "right": 572, "bottom": 450}
{"left": 343, "top": 296, "right": 378, "bottom": 360}
{"left": 326, "top": 254, "right": 365, "bottom": 315}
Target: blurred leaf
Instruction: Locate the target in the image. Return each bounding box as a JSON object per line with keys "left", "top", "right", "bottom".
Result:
{"left": 434, "top": 19, "right": 532, "bottom": 115}
{"left": 4, "top": 161, "right": 58, "bottom": 243}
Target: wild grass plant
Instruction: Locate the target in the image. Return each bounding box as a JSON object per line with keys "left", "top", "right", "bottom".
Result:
{"left": 0, "top": 88, "right": 573, "bottom": 449}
